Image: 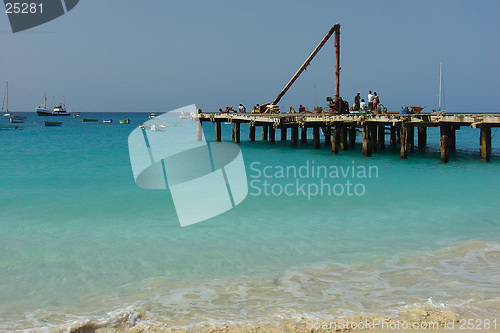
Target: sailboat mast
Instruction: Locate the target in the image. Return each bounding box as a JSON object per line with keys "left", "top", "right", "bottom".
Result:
{"left": 438, "top": 62, "right": 443, "bottom": 111}
{"left": 5, "top": 81, "right": 8, "bottom": 112}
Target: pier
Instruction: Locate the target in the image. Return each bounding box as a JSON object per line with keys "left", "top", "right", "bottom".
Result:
{"left": 195, "top": 113, "right": 499, "bottom": 162}
{"left": 194, "top": 23, "right": 498, "bottom": 162}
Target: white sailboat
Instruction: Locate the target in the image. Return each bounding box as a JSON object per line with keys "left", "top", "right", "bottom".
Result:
{"left": 433, "top": 62, "right": 446, "bottom": 114}
{"left": 2, "top": 81, "right": 11, "bottom": 117}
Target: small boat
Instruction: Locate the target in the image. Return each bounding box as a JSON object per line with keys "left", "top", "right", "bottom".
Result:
{"left": 410, "top": 106, "right": 426, "bottom": 114}
{"left": 43, "top": 121, "right": 62, "bottom": 127}
{"left": 0, "top": 124, "right": 24, "bottom": 130}
{"left": 82, "top": 118, "right": 98, "bottom": 122}
{"left": 10, "top": 116, "right": 26, "bottom": 123}
{"left": 72, "top": 113, "right": 81, "bottom": 118}
{"left": 179, "top": 111, "right": 188, "bottom": 119}
{"left": 119, "top": 118, "right": 130, "bottom": 124}
{"left": 103, "top": 119, "right": 113, "bottom": 123}
{"left": 149, "top": 113, "right": 157, "bottom": 119}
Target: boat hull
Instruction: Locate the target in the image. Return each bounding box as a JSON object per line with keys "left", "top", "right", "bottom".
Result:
{"left": 82, "top": 118, "right": 98, "bottom": 122}
{"left": 43, "top": 121, "right": 62, "bottom": 127}
{"left": 37, "top": 110, "right": 71, "bottom": 116}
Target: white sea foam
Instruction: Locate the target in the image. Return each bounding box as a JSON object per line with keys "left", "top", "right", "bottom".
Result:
{"left": 5, "top": 240, "right": 499, "bottom": 332}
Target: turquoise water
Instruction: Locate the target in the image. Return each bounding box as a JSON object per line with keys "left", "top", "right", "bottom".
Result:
{"left": 0, "top": 112, "right": 499, "bottom": 331}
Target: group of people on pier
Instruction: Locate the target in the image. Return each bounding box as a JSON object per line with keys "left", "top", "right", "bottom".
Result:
{"left": 352, "top": 90, "right": 383, "bottom": 113}
{"left": 217, "top": 90, "right": 385, "bottom": 115}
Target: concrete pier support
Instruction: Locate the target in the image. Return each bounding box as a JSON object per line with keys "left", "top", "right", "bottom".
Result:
{"left": 362, "top": 124, "right": 372, "bottom": 156}
{"left": 400, "top": 124, "right": 409, "bottom": 159}
{"left": 313, "top": 125, "right": 320, "bottom": 149}
{"left": 440, "top": 135, "right": 450, "bottom": 163}
{"left": 281, "top": 127, "right": 287, "bottom": 141}
{"left": 439, "top": 125, "right": 451, "bottom": 163}
{"left": 449, "top": 126, "right": 456, "bottom": 151}
{"left": 269, "top": 126, "right": 275, "bottom": 143}
{"left": 408, "top": 125, "right": 414, "bottom": 152}
{"left": 291, "top": 126, "right": 298, "bottom": 146}
{"left": 340, "top": 124, "right": 348, "bottom": 150}
{"left": 417, "top": 126, "right": 427, "bottom": 148}
{"left": 249, "top": 123, "right": 256, "bottom": 141}
{"left": 370, "top": 124, "right": 377, "bottom": 153}
{"left": 349, "top": 124, "right": 356, "bottom": 148}
{"left": 390, "top": 125, "right": 397, "bottom": 147}
{"left": 215, "top": 120, "right": 222, "bottom": 141}
{"left": 262, "top": 125, "right": 268, "bottom": 141}
{"left": 232, "top": 122, "right": 240, "bottom": 143}
{"left": 378, "top": 125, "right": 385, "bottom": 150}
{"left": 301, "top": 127, "right": 308, "bottom": 143}
{"left": 332, "top": 124, "right": 340, "bottom": 154}
{"left": 480, "top": 125, "right": 491, "bottom": 161}
{"left": 324, "top": 126, "right": 332, "bottom": 146}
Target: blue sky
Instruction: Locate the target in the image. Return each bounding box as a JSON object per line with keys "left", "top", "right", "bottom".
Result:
{"left": 1, "top": 0, "right": 499, "bottom": 113}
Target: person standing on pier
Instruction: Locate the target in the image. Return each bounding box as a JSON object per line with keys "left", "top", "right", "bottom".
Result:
{"left": 373, "top": 92, "right": 380, "bottom": 112}
{"left": 354, "top": 92, "right": 361, "bottom": 110}
{"left": 238, "top": 104, "right": 246, "bottom": 113}
{"left": 289, "top": 106, "right": 296, "bottom": 113}
{"left": 368, "top": 90, "right": 374, "bottom": 111}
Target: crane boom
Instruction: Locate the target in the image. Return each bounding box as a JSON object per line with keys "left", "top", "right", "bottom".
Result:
{"left": 271, "top": 24, "right": 340, "bottom": 106}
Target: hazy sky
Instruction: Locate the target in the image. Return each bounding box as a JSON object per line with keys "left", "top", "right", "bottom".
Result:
{"left": 1, "top": 0, "right": 499, "bottom": 113}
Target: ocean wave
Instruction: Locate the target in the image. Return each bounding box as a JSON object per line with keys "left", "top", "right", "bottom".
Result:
{"left": 7, "top": 240, "right": 500, "bottom": 332}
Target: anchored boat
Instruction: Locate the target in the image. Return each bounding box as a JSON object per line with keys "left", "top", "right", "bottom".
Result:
{"left": 36, "top": 96, "right": 71, "bottom": 116}
{"left": 43, "top": 121, "right": 62, "bottom": 127}
{"left": 82, "top": 118, "right": 98, "bottom": 122}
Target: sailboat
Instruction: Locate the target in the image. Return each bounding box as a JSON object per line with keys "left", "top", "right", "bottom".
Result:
{"left": 1, "top": 81, "right": 26, "bottom": 123}
{"left": 432, "top": 62, "right": 446, "bottom": 114}
{"left": 2, "top": 81, "right": 11, "bottom": 117}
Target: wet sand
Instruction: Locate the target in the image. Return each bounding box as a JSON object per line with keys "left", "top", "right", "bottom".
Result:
{"left": 65, "top": 305, "right": 500, "bottom": 333}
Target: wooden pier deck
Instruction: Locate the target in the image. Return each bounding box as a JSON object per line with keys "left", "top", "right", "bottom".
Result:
{"left": 195, "top": 113, "right": 500, "bottom": 162}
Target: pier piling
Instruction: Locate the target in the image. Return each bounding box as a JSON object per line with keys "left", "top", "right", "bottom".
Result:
{"left": 390, "top": 125, "right": 397, "bottom": 147}
{"left": 269, "top": 126, "right": 275, "bottom": 143}
{"left": 362, "top": 124, "right": 373, "bottom": 156}
{"left": 332, "top": 124, "right": 340, "bottom": 154}
{"left": 349, "top": 124, "right": 356, "bottom": 148}
{"left": 232, "top": 122, "right": 240, "bottom": 143}
{"left": 281, "top": 127, "right": 287, "bottom": 141}
{"left": 400, "top": 124, "right": 409, "bottom": 159}
{"left": 199, "top": 113, "right": 498, "bottom": 162}
{"left": 378, "top": 125, "right": 385, "bottom": 150}
{"left": 440, "top": 135, "right": 450, "bottom": 163}
{"left": 313, "top": 125, "right": 320, "bottom": 149}
{"left": 291, "top": 126, "right": 298, "bottom": 146}
{"left": 324, "top": 126, "right": 332, "bottom": 145}
{"left": 480, "top": 125, "right": 491, "bottom": 161}
{"left": 215, "top": 120, "right": 222, "bottom": 142}
{"left": 417, "top": 126, "right": 427, "bottom": 148}
{"left": 340, "top": 124, "right": 348, "bottom": 150}
{"left": 249, "top": 123, "right": 256, "bottom": 141}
